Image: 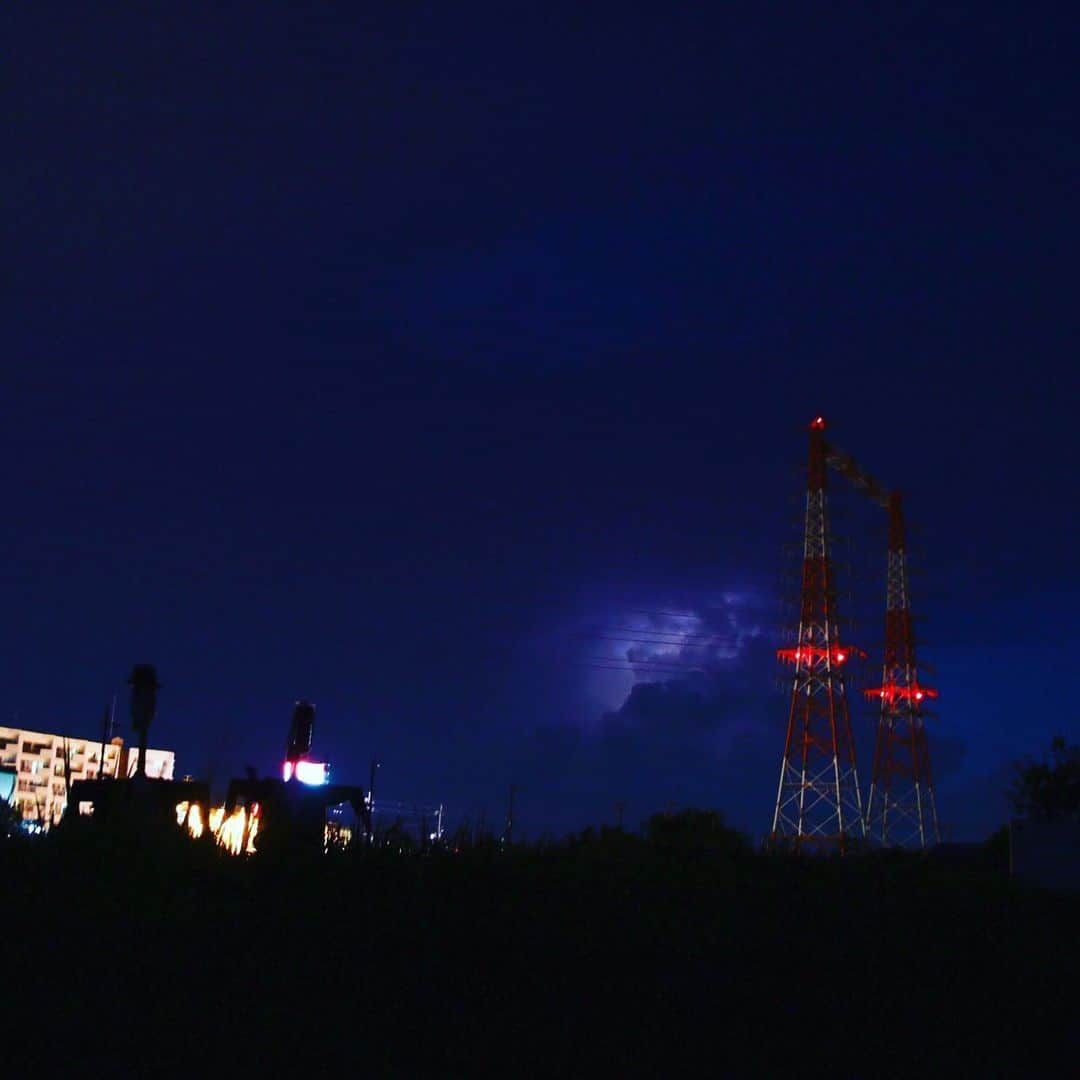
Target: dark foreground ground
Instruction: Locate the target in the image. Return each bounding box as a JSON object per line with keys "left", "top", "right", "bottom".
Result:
{"left": 2, "top": 825, "right": 1075, "bottom": 1074}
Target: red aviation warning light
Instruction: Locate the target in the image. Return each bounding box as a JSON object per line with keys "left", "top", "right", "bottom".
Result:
{"left": 777, "top": 644, "right": 866, "bottom": 667}
{"left": 865, "top": 683, "right": 939, "bottom": 706}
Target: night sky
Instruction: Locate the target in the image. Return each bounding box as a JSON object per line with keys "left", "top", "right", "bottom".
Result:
{"left": 5, "top": 4, "right": 1077, "bottom": 841}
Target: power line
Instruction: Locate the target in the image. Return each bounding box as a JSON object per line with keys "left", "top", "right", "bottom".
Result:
{"left": 571, "top": 632, "right": 746, "bottom": 648}
{"left": 573, "top": 659, "right": 717, "bottom": 675}
{"left": 572, "top": 623, "right": 747, "bottom": 639}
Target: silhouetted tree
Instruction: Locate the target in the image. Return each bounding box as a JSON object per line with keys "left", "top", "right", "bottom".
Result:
{"left": 1010, "top": 736, "right": 1080, "bottom": 822}
{"left": 645, "top": 808, "right": 750, "bottom": 858}
{"left": 383, "top": 819, "right": 416, "bottom": 853}
{"left": 0, "top": 796, "right": 21, "bottom": 842}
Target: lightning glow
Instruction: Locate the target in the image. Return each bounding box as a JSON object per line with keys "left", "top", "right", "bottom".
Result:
{"left": 578, "top": 591, "right": 765, "bottom": 714}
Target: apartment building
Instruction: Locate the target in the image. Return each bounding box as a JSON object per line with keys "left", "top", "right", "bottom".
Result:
{"left": 0, "top": 726, "right": 175, "bottom": 826}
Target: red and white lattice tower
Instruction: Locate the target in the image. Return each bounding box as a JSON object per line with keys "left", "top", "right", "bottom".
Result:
{"left": 770, "top": 418, "right": 865, "bottom": 851}
{"left": 863, "top": 492, "right": 940, "bottom": 847}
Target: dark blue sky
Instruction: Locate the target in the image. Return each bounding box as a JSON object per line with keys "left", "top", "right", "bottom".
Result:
{"left": 4, "top": 3, "right": 1077, "bottom": 839}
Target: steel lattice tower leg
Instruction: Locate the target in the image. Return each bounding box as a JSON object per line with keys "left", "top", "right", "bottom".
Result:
{"left": 864, "top": 492, "right": 940, "bottom": 848}
{"left": 770, "top": 418, "right": 865, "bottom": 852}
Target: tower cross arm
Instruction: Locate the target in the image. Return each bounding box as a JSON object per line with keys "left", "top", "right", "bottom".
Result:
{"left": 821, "top": 441, "right": 891, "bottom": 509}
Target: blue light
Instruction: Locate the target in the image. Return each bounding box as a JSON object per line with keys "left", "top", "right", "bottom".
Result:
{"left": 295, "top": 761, "right": 329, "bottom": 786}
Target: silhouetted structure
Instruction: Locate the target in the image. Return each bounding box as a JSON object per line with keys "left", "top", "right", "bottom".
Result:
{"left": 225, "top": 776, "right": 366, "bottom": 856}
{"left": 128, "top": 664, "right": 161, "bottom": 781}
{"left": 287, "top": 700, "right": 315, "bottom": 763}
{"left": 61, "top": 665, "right": 204, "bottom": 839}
{"left": 66, "top": 775, "right": 211, "bottom": 836}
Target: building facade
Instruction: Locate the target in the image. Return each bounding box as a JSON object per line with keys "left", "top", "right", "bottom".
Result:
{"left": 0, "top": 726, "right": 175, "bottom": 827}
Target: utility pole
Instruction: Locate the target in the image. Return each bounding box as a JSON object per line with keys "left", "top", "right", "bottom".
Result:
{"left": 62, "top": 736, "right": 72, "bottom": 823}
{"left": 615, "top": 801, "right": 625, "bottom": 829}
{"left": 503, "top": 784, "right": 517, "bottom": 848}
{"left": 367, "top": 756, "right": 380, "bottom": 843}
{"left": 99, "top": 696, "right": 115, "bottom": 780}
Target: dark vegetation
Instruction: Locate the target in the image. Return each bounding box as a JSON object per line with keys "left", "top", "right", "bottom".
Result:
{"left": 1010, "top": 735, "right": 1080, "bottom": 823}
{"left": 2, "top": 807, "right": 1076, "bottom": 1073}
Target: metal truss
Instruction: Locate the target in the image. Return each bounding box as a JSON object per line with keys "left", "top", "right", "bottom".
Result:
{"left": 770, "top": 420, "right": 943, "bottom": 852}
{"left": 770, "top": 420, "right": 865, "bottom": 852}
{"left": 864, "top": 493, "right": 940, "bottom": 848}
